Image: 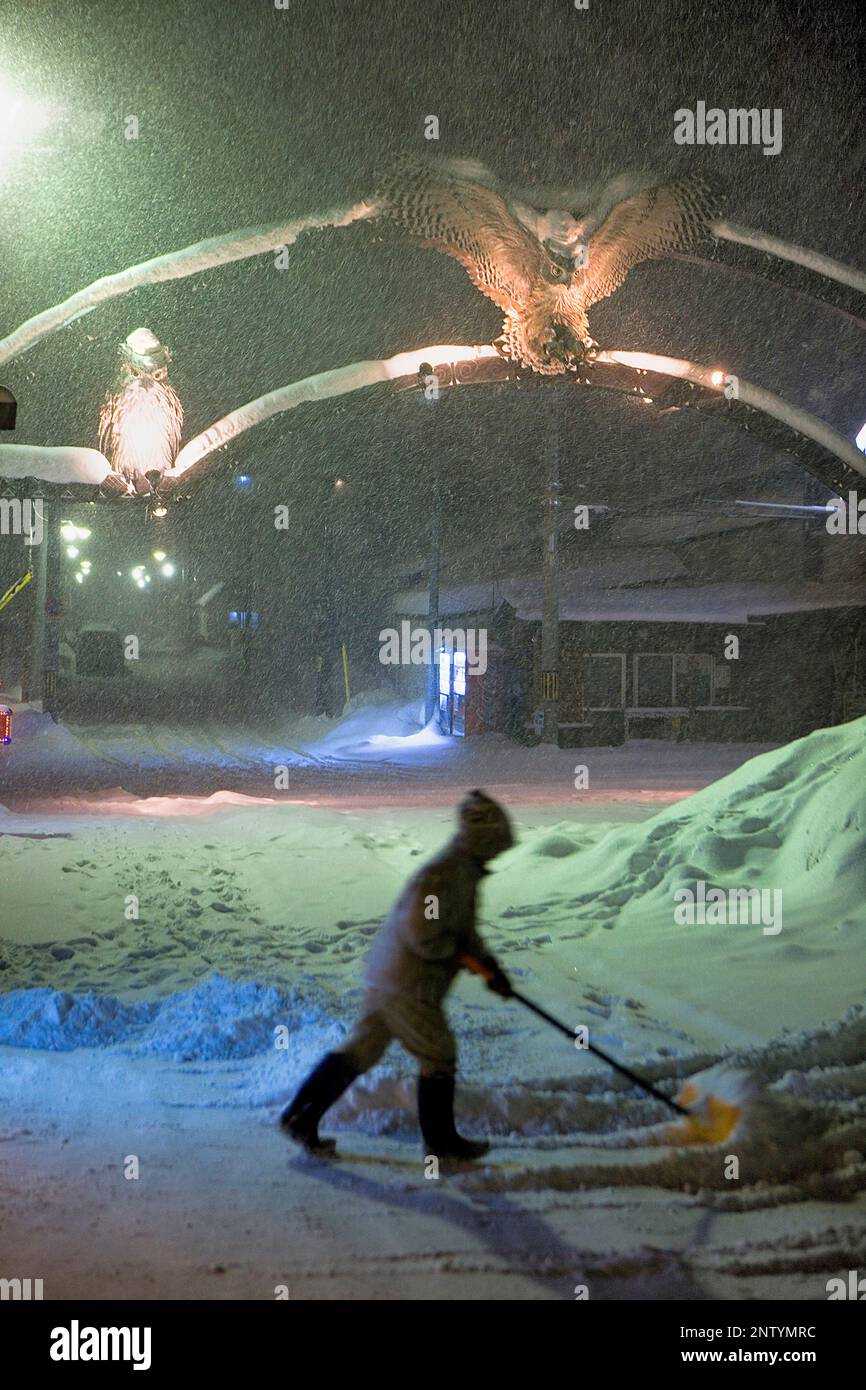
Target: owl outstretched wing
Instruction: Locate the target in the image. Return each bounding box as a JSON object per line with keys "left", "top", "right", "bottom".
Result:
{"left": 577, "top": 178, "right": 720, "bottom": 309}
{"left": 377, "top": 158, "right": 565, "bottom": 316}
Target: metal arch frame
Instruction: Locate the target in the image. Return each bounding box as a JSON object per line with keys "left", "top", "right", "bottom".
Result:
{"left": 0, "top": 209, "right": 863, "bottom": 372}
{"left": 675, "top": 248, "right": 866, "bottom": 334}
{"left": 711, "top": 221, "right": 866, "bottom": 298}
{"left": 663, "top": 221, "right": 866, "bottom": 334}
{"left": 163, "top": 342, "right": 866, "bottom": 500}
{"left": 3, "top": 340, "right": 863, "bottom": 501}
{"left": 593, "top": 349, "right": 866, "bottom": 495}
{"left": 1, "top": 208, "right": 864, "bottom": 498}
{"left": 395, "top": 346, "right": 866, "bottom": 496}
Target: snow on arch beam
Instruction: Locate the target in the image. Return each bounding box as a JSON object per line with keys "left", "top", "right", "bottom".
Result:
{"left": 595, "top": 350, "right": 866, "bottom": 494}
{"left": 711, "top": 220, "right": 866, "bottom": 299}
{"left": 0, "top": 445, "right": 114, "bottom": 488}
{"left": 165, "top": 343, "right": 866, "bottom": 498}
{"left": 680, "top": 241, "right": 866, "bottom": 332}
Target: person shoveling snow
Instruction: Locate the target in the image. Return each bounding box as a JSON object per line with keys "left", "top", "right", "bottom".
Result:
{"left": 280, "top": 789, "right": 514, "bottom": 1160}
{"left": 280, "top": 789, "right": 751, "bottom": 1160}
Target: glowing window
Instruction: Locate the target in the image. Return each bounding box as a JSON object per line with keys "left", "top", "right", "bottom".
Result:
{"left": 453, "top": 650, "right": 466, "bottom": 696}
{"left": 438, "top": 649, "right": 450, "bottom": 695}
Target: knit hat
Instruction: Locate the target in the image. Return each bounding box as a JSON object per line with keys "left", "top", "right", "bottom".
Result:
{"left": 457, "top": 789, "right": 515, "bottom": 860}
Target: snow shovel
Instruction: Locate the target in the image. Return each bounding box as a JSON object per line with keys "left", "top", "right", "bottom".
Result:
{"left": 460, "top": 955, "right": 743, "bottom": 1145}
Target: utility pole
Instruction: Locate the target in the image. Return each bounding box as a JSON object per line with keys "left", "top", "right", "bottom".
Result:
{"left": 418, "top": 361, "right": 443, "bottom": 728}
{"left": 42, "top": 503, "right": 62, "bottom": 718}
{"left": 24, "top": 497, "right": 61, "bottom": 715}
{"left": 24, "top": 496, "right": 48, "bottom": 705}
{"left": 424, "top": 470, "right": 442, "bottom": 726}
{"left": 540, "top": 403, "right": 562, "bottom": 745}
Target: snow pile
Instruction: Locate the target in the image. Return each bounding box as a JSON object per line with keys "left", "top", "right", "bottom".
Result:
{"left": 0, "top": 975, "right": 338, "bottom": 1062}
{"left": 513, "top": 714, "right": 866, "bottom": 930}
{"left": 0, "top": 709, "right": 117, "bottom": 792}
{"left": 304, "top": 695, "right": 447, "bottom": 762}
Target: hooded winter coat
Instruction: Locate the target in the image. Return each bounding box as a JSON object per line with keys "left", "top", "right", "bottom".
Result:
{"left": 362, "top": 838, "right": 491, "bottom": 1007}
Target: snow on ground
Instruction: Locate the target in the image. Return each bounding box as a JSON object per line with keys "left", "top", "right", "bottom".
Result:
{"left": 0, "top": 702, "right": 863, "bottom": 1299}
{"left": 0, "top": 694, "right": 774, "bottom": 802}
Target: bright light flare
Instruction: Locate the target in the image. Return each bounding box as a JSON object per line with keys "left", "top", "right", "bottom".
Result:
{"left": 0, "top": 74, "right": 54, "bottom": 175}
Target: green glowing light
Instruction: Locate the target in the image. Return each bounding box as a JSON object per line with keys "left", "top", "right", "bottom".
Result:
{"left": 0, "top": 73, "right": 54, "bottom": 174}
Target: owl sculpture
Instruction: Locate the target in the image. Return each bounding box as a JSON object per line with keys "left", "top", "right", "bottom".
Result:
{"left": 98, "top": 328, "right": 183, "bottom": 493}
{"left": 375, "top": 158, "right": 720, "bottom": 374}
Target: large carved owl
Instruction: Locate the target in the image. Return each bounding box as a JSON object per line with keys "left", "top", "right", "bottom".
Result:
{"left": 98, "top": 328, "right": 183, "bottom": 493}
{"left": 375, "top": 158, "right": 720, "bottom": 374}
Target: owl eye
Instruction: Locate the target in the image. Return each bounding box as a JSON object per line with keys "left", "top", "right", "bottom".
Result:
{"left": 543, "top": 262, "right": 570, "bottom": 285}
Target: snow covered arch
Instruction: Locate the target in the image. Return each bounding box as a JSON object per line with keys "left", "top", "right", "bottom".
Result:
{"left": 3, "top": 342, "right": 862, "bottom": 499}
{"left": 162, "top": 343, "right": 866, "bottom": 501}
{"left": 670, "top": 221, "right": 866, "bottom": 334}
{"left": 0, "top": 207, "right": 863, "bottom": 371}
{"left": 711, "top": 221, "right": 866, "bottom": 297}
{"left": 1, "top": 204, "right": 863, "bottom": 496}
{"left": 592, "top": 350, "right": 866, "bottom": 496}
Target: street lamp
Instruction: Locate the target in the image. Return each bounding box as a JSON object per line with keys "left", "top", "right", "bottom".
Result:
{"left": 0, "top": 73, "right": 54, "bottom": 177}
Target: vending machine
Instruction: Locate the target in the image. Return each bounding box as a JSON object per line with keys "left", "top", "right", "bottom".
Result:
{"left": 437, "top": 646, "right": 504, "bottom": 736}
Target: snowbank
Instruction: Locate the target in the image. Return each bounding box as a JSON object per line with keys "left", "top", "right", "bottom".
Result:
{"left": 520, "top": 714, "right": 866, "bottom": 925}
{"left": 0, "top": 708, "right": 118, "bottom": 792}
{"left": 0, "top": 975, "right": 337, "bottom": 1061}
{"left": 0, "top": 444, "right": 112, "bottom": 484}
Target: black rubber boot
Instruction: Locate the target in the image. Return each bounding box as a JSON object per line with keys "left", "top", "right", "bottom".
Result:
{"left": 417, "top": 1072, "right": 490, "bottom": 1161}
{"left": 279, "top": 1052, "right": 359, "bottom": 1155}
